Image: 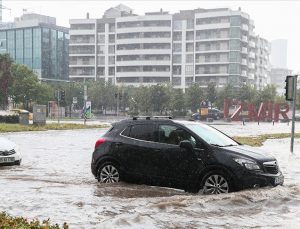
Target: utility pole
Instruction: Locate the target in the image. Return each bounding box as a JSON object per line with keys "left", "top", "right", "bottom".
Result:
{"left": 84, "top": 84, "right": 87, "bottom": 125}
{"left": 57, "top": 89, "right": 60, "bottom": 124}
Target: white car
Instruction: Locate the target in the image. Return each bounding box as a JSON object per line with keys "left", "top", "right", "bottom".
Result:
{"left": 0, "top": 137, "right": 22, "bottom": 165}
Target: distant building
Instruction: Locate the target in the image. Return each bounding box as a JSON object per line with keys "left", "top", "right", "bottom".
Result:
{"left": 69, "top": 5, "right": 271, "bottom": 89}
{"left": 255, "top": 36, "right": 271, "bottom": 89}
{"left": 271, "top": 68, "right": 292, "bottom": 95}
{"left": 271, "top": 39, "right": 287, "bottom": 69}
{"left": 0, "top": 13, "right": 69, "bottom": 81}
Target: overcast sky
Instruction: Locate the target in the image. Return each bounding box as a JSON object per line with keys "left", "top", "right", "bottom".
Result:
{"left": 2, "top": 0, "right": 300, "bottom": 72}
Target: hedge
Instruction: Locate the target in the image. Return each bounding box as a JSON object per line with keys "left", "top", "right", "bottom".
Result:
{"left": 0, "top": 115, "right": 19, "bottom": 123}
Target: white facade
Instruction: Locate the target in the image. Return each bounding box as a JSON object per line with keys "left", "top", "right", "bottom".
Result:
{"left": 69, "top": 6, "right": 271, "bottom": 89}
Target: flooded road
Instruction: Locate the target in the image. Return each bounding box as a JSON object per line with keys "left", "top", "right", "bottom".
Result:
{"left": 1, "top": 123, "right": 300, "bottom": 228}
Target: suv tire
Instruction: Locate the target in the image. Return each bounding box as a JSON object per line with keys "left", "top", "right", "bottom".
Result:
{"left": 200, "top": 170, "right": 233, "bottom": 194}
{"left": 97, "top": 162, "right": 120, "bottom": 183}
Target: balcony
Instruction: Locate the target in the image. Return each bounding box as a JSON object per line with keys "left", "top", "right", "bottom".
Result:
{"left": 248, "top": 63, "right": 255, "bottom": 69}
{"left": 242, "top": 59, "right": 247, "bottom": 65}
{"left": 241, "top": 47, "right": 248, "bottom": 54}
{"left": 249, "top": 52, "right": 255, "bottom": 59}
{"left": 249, "top": 41, "right": 255, "bottom": 48}
{"left": 195, "top": 23, "right": 230, "bottom": 30}
{"left": 117, "top": 26, "right": 171, "bottom": 34}
{"left": 116, "top": 37, "right": 171, "bottom": 44}
{"left": 242, "top": 35, "right": 248, "bottom": 43}
{"left": 116, "top": 60, "right": 170, "bottom": 66}
{"left": 69, "top": 30, "right": 95, "bottom": 35}
{"left": 241, "top": 70, "right": 247, "bottom": 77}
{"left": 242, "top": 24, "right": 249, "bottom": 31}
{"left": 116, "top": 71, "right": 171, "bottom": 77}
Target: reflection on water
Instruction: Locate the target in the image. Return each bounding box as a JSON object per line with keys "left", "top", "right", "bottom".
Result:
{"left": 0, "top": 129, "right": 300, "bottom": 228}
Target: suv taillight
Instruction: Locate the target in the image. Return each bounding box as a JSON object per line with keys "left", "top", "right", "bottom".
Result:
{"left": 95, "top": 138, "right": 106, "bottom": 150}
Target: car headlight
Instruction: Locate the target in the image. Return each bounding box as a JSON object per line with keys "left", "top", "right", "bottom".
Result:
{"left": 233, "top": 158, "right": 261, "bottom": 170}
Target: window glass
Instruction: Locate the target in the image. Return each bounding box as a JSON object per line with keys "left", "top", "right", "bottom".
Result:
{"left": 158, "top": 125, "right": 196, "bottom": 146}
{"left": 184, "top": 123, "right": 238, "bottom": 147}
{"left": 129, "top": 124, "right": 155, "bottom": 141}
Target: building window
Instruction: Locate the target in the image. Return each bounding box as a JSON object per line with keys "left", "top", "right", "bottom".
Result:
{"left": 173, "top": 32, "right": 182, "bottom": 41}
{"left": 98, "top": 56, "right": 105, "bottom": 65}
{"left": 186, "top": 54, "right": 194, "bottom": 63}
{"left": 186, "top": 19, "right": 194, "bottom": 29}
{"left": 185, "top": 65, "right": 194, "bottom": 75}
{"left": 97, "top": 34, "right": 105, "bottom": 43}
{"left": 108, "top": 45, "right": 115, "bottom": 54}
{"left": 98, "top": 45, "right": 105, "bottom": 54}
{"left": 97, "top": 23, "right": 105, "bottom": 33}
{"left": 173, "top": 66, "right": 181, "bottom": 75}
{"left": 229, "top": 39, "right": 240, "bottom": 50}
{"left": 229, "top": 63, "right": 240, "bottom": 74}
{"left": 173, "top": 43, "right": 182, "bottom": 52}
{"left": 109, "top": 34, "right": 115, "bottom": 43}
{"left": 230, "top": 27, "right": 241, "bottom": 39}
{"left": 186, "top": 43, "right": 194, "bottom": 52}
{"left": 229, "top": 51, "right": 240, "bottom": 62}
{"left": 173, "top": 55, "right": 181, "bottom": 64}
{"left": 230, "top": 16, "right": 241, "bottom": 26}
{"left": 186, "top": 31, "right": 194, "bottom": 41}
{"left": 173, "top": 20, "right": 182, "bottom": 30}
{"left": 109, "top": 67, "right": 115, "bottom": 75}
{"left": 109, "top": 56, "right": 115, "bottom": 65}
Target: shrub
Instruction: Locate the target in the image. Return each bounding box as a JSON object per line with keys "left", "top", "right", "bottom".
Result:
{"left": 0, "top": 115, "right": 19, "bottom": 123}
{"left": 0, "top": 211, "right": 68, "bottom": 229}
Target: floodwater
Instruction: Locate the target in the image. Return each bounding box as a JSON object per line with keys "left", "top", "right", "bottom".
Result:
{"left": 1, "top": 122, "right": 300, "bottom": 228}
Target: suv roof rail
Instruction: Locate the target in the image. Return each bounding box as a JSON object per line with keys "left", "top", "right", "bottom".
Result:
{"left": 132, "top": 116, "right": 173, "bottom": 120}
{"left": 132, "top": 116, "right": 151, "bottom": 120}
{"left": 152, "top": 116, "right": 173, "bottom": 119}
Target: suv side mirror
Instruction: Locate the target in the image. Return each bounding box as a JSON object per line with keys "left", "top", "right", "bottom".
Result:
{"left": 179, "top": 140, "right": 193, "bottom": 152}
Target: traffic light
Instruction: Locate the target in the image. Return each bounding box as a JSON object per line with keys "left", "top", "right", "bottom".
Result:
{"left": 285, "top": 75, "right": 294, "bottom": 101}
{"left": 60, "top": 90, "right": 65, "bottom": 101}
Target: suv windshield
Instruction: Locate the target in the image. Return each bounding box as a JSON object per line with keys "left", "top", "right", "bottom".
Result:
{"left": 184, "top": 123, "right": 238, "bottom": 147}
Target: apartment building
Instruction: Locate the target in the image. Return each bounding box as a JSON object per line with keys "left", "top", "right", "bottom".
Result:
{"left": 0, "top": 13, "right": 69, "bottom": 81}
{"left": 69, "top": 5, "right": 271, "bottom": 89}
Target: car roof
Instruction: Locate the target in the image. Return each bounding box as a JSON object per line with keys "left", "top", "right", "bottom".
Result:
{"left": 113, "top": 118, "right": 208, "bottom": 128}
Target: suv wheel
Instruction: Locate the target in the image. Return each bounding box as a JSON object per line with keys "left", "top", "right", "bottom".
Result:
{"left": 201, "top": 170, "right": 232, "bottom": 194}
{"left": 97, "top": 163, "right": 120, "bottom": 183}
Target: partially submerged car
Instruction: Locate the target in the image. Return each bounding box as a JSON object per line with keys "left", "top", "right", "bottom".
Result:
{"left": 91, "top": 117, "right": 284, "bottom": 194}
{"left": 0, "top": 137, "right": 22, "bottom": 166}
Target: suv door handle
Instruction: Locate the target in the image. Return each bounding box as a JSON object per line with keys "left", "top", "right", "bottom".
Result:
{"left": 115, "top": 142, "right": 123, "bottom": 146}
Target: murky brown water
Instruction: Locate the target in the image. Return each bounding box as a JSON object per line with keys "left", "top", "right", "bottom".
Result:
{"left": 1, "top": 126, "right": 300, "bottom": 228}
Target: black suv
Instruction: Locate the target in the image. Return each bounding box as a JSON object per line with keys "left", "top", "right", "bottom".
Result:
{"left": 91, "top": 117, "right": 284, "bottom": 194}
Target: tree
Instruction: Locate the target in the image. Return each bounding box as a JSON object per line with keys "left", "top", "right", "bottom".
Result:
{"left": 149, "top": 84, "right": 170, "bottom": 114}
{"left": 0, "top": 54, "right": 14, "bottom": 109}
{"left": 170, "top": 88, "right": 186, "bottom": 116}
{"left": 185, "top": 83, "right": 204, "bottom": 112}
{"left": 11, "top": 64, "right": 44, "bottom": 109}
{"left": 257, "top": 84, "right": 277, "bottom": 103}
{"left": 206, "top": 82, "right": 217, "bottom": 105}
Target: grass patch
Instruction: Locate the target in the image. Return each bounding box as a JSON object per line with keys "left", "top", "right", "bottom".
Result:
{"left": 0, "top": 211, "right": 68, "bottom": 228}
{"left": 233, "top": 133, "right": 300, "bottom": 147}
{"left": 0, "top": 123, "right": 110, "bottom": 133}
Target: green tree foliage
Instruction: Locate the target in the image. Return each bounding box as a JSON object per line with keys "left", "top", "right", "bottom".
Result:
{"left": 0, "top": 54, "right": 14, "bottom": 109}
{"left": 10, "top": 64, "right": 54, "bottom": 110}
{"left": 185, "top": 83, "right": 204, "bottom": 112}
{"left": 206, "top": 82, "right": 217, "bottom": 105}
{"left": 170, "top": 88, "right": 186, "bottom": 116}
{"left": 149, "top": 85, "right": 171, "bottom": 114}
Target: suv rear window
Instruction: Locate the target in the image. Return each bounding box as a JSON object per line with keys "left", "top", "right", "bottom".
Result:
{"left": 122, "top": 124, "right": 155, "bottom": 142}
